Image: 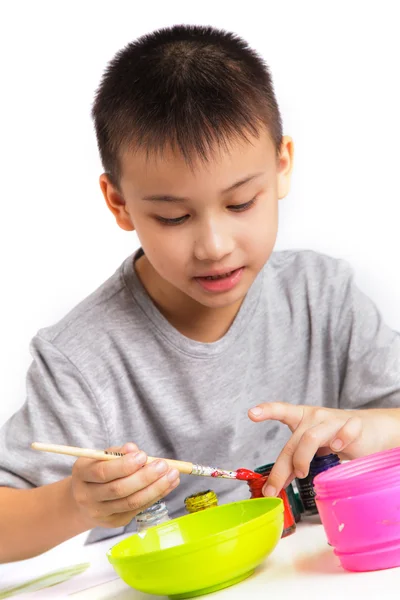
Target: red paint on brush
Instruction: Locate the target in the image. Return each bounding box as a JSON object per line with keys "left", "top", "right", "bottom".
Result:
{"left": 235, "top": 468, "right": 263, "bottom": 481}
{"left": 211, "top": 470, "right": 224, "bottom": 478}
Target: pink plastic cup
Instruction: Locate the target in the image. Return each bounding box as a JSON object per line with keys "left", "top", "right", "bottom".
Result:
{"left": 314, "top": 446, "right": 400, "bottom": 572}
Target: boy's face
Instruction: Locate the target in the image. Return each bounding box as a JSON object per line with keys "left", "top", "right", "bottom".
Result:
{"left": 101, "top": 129, "right": 293, "bottom": 310}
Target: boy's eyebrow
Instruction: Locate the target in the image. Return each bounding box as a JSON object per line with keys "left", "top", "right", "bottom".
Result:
{"left": 141, "top": 172, "right": 264, "bottom": 203}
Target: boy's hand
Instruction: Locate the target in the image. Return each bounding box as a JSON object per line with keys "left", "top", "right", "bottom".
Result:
{"left": 70, "top": 442, "right": 180, "bottom": 529}
{"left": 248, "top": 402, "right": 385, "bottom": 497}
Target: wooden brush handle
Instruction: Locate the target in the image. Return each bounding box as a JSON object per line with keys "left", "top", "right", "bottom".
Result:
{"left": 31, "top": 442, "right": 194, "bottom": 474}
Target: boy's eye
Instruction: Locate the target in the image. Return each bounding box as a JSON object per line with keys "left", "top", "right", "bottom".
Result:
{"left": 155, "top": 197, "right": 256, "bottom": 225}
{"left": 156, "top": 214, "right": 189, "bottom": 226}
{"left": 228, "top": 197, "right": 257, "bottom": 212}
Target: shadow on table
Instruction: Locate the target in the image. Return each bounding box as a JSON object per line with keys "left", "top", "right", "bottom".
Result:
{"left": 293, "top": 547, "right": 349, "bottom": 575}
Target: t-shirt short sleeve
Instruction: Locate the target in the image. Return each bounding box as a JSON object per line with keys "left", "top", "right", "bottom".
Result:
{"left": 334, "top": 261, "right": 400, "bottom": 409}
{"left": 0, "top": 335, "right": 110, "bottom": 489}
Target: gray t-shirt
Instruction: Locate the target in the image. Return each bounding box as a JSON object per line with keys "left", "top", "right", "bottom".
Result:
{"left": 1, "top": 250, "right": 399, "bottom": 542}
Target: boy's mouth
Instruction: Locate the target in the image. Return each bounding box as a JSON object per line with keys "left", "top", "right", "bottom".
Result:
{"left": 202, "top": 270, "right": 236, "bottom": 281}
{"left": 196, "top": 267, "right": 241, "bottom": 280}
{"left": 194, "top": 267, "right": 244, "bottom": 293}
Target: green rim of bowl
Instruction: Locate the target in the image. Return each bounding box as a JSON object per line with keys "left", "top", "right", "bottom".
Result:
{"left": 107, "top": 497, "right": 283, "bottom": 565}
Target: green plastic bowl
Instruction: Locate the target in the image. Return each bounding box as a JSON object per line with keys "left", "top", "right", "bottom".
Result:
{"left": 107, "top": 497, "right": 283, "bottom": 599}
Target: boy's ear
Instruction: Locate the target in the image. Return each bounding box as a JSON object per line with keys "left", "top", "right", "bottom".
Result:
{"left": 99, "top": 174, "right": 135, "bottom": 232}
{"left": 277, "top": 136, "right": 294, "bottom": 200}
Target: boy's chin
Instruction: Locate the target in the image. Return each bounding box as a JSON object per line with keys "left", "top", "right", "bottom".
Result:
{"left": 190, "top": 286, "right": 249, "bottom": 310}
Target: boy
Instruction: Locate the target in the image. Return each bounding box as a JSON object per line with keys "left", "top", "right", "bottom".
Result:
{"left": 0, "top": 24, "right": 399, "bottom": 563}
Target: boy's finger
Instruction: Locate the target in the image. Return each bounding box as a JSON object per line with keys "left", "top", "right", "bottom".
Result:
{"left": 329, "top": 416, "right": 363, "bottom": 453}
{"left": 119, "top": 442, "right": 139, "bottom": 454}
{"left": 283, "top": 472, "right": 296, "bottom": 489}
{"left": 262, "top": 425, "right": 307, "bottom": 496}
{"left": 266, "top": 416, "right": 363, "bottom": 495}
{"left": 80, "top": 451, "right": 147, "bottom": 483}
{"left": 103, "top": 443, "right": 138, "bottom": 455}
{"left": 248, "top": 402, "right": 304, "bottom": 432}
{"left": 93, "top": 462, "right": 176, "bottom": 501}
{"left": 102, "top": 471, "right": 180, "bottom": 515}
{"left": 291, "top": 420, "right": 345, "bottom": 478}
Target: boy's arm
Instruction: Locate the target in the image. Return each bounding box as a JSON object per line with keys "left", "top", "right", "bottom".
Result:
{"left": 0, "top": 335, "right": 180, "bottom": 562}
{"left": 0, "top": 443, "right": 180, "bottom": 563}
{"left": 0, "top": 478, "right": 89, "bottom": 563}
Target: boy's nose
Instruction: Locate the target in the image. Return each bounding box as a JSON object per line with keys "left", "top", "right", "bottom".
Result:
{"left": 194, "top": 221, "right": 235, "bottom": 262}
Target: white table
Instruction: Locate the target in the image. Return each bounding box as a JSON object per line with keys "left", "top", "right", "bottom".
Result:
{"left": 2, "top": 518, "right": 399, "bottom": 600}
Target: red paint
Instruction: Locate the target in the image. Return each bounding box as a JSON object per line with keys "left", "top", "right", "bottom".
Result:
{"left": 235, "top": 468, "right": 263, "bottom": 481}
{"left": 248, "top": 475, "right": 296, "bottom": 538}
{"left": 195, "top": 267, "right": 244, "bottom": 293}
{"left": 211, "top": 470, "right": 223, "bottom": 478}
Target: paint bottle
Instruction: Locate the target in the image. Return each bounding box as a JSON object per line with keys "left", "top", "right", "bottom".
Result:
{"left": 285, "top": 481, "right": 302, "bottom": 523}
{"left": 291, "top": 478, "right": 305, "bottom": 516}
{"left": 135, "top": 501, "right": 170, "bottom": 532}
{"left": 296, "top": 453, "right": 340, "bottom": 516}
{"left": 185, "top": 490, "right": 218, "bottom": 513}
{"left": 248, "top": 463, "right": 296, "bottom": 537}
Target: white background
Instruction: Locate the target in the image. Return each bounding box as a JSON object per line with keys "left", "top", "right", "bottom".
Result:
{"left": 0, "top": 1, "right": 399, "bottom": 426}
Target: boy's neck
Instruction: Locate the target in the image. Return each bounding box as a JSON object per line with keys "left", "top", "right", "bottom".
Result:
{"left": 135, "top": 255, "right": 244, "bottom": 343}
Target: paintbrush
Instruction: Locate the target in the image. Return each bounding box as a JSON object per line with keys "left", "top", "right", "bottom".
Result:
{"left": 31, "top": 443, "right": 261, "bottom": 481}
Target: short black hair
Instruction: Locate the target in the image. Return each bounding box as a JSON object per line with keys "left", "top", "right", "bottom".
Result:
{"left": 92, "top": 24, "right": 283, "bottom": 187}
